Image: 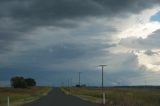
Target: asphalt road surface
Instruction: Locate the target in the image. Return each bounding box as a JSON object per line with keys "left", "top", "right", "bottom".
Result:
{"left": 22, "top": 88, "right": 102, "bottom": 106}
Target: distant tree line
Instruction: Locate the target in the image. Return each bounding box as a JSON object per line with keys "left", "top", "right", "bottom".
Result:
{"left": 10, "top": 76, "right": 36, "bottom": 88}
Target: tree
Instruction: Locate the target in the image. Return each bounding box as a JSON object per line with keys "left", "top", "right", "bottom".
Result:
{"left": 10, "top": 76, "right": 36, "bottom": 88}
{"left": 25, "top": 78, "right": 36, "bottom": 87}
{"left": 11, "top": 76, "right": 27, "bottom": 88}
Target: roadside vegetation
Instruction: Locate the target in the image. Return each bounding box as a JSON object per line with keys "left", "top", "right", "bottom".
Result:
{"left": 0, "top": 76, "right": 52, "bottom": 106}
{"left": 0, "top": 86, "right": 52, "bottom": 106}
{"left": 62, "top": 87, "right": 160, "bottom": 106}
{"left": 10, "top": 76, "right": 36, "bottom": 88}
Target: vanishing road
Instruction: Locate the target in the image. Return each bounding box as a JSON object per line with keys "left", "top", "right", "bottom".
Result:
{"left": 22, "top": 88, "right": 102, "bottom": 106}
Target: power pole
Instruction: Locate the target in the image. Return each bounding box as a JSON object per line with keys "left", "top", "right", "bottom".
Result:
{"left": 79, "top": 72, "right": 81, "bottom": 86}
{"left": 98, "top": 65, "right": 107, "bottom": 105}
{"left": 98, "top": 65, "right": 107, "bottom": 91}
{"left": 68, "top": 79, "right": 70, "bottom": 88}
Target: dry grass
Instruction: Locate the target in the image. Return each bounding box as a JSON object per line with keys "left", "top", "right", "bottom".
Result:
{"left": 0, "top": 87, "right": 52, "bottom": 106}
{"left": 62, "top": 87, "right": 160, "bottom": 106}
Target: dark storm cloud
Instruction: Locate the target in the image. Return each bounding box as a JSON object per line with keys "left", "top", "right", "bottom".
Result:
{"left": 0, "top": 0, "right": 160, "bottom": 86}
{"left": 0, "top": 31, "right": 26, "bottom": 53}
{"left": 0, "top": 32, "right": 15, "bottom": 53}
{"left": 10, "top": 42, "right": 114, "bottom": 67}
{"left": 0, "top": 0, "right": 159, "bottom": 27}
{"left": 0, "top": 0, "right": 158, "bottom": 54}
{"left": 0, "top": 0, "right": 159, "bottom": 51}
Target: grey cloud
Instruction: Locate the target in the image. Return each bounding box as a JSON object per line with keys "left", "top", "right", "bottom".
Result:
{"left": 9, "top": 41, "right": 114, "bottom": 68}
{"left": 7, "top": 52, "right": 151, "bottom": 86}
{"left": 0, "top": 0, "right": 158, "bottom": 54}
{"left": 0, "top": 17, "right": 30, "bottom": 54}
{"left": 107, "top": 69, "right": 140, "bottom": 85}
{"left": 0, "top": 31, "right": 25, "bottom": 53}
{"left": 119, "top": 30, "right": 160, "bottom": 49}
{"left": 144, "top": 50, "right": 159, "bottom": 56}
{"left": 94, "top": 0, "right": 160, "bottom": 12}
{"left": 102, "top": 52, "right": 143, "bottom": 85}
{"left": 0, "top": 0, "right": 160, "bottom": 86}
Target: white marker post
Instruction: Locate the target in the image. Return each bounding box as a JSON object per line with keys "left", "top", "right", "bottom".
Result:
{"left": 103, "top": 92, "right": 106, "bottom": 105}
{"left": 7, "top": 96, "right": 10, "bottom": 106}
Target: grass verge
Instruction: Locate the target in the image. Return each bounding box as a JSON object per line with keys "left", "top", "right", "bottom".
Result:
{"left": 0, "top": 86, "right": 52, "bottom": 106}
{"left": 62, "top": 87, "right": 160, "bottom": 106}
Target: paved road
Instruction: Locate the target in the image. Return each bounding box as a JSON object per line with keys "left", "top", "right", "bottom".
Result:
{"left": 22, "top": 88, "right": 102, "bottom": 106}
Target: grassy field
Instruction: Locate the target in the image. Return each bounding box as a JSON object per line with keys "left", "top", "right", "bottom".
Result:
{"left": 0, "top": 87, "right": 52, "bottom": 106}
{"left": 62, "top": 87, "right": 160, "bottom": 106}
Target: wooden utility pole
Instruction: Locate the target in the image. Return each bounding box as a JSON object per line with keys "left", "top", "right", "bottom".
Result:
{"left": 79, "top": 72, "right": 81, "bottom": 86}
{"left": 98, "top": 65, "right": 107, "bottom": 105}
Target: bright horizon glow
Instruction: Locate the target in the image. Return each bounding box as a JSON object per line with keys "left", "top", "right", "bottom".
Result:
{"left": 119, "top": 22, "right": 160, "bottom": 39}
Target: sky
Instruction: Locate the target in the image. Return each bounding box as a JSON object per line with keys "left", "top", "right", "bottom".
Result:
{"left": 0, "top": 0, "right": 160, "bottom": 87}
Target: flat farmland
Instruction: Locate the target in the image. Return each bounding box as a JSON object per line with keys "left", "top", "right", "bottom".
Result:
{"left": 0, "top": 87, "right": 52, "bottom": 106}
{"left": 62, "top": 87, "right": 160, "bottom": 106}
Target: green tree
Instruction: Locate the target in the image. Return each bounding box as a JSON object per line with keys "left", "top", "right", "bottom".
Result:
{"left": 25, "top": 78, "right": 36, "bottom": 87}
{"left": 11, "top": 76, "right": 27, "bottom": 88}
{"left": 10, "top": 76, "right": 36, "bottom": 88}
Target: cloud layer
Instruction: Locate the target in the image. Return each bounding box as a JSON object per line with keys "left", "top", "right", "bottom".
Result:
{"left": 0, "top": 0, "right": 160, "bottom": 86}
